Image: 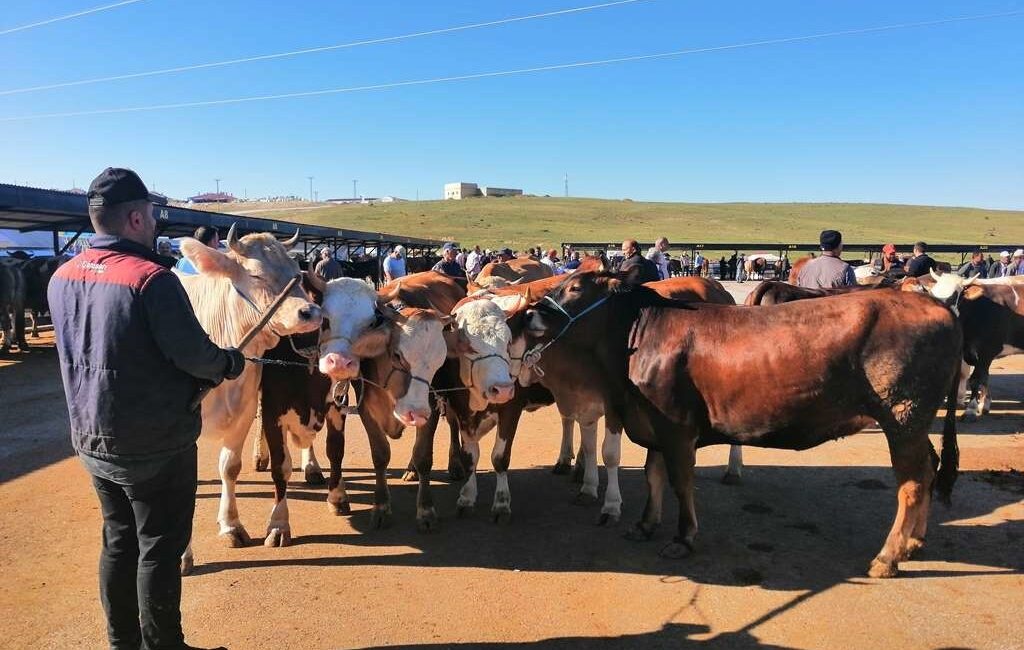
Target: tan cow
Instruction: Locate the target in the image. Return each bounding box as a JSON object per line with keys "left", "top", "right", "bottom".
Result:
{"left": 176, "top": 225, "right": 321, "bottom": 572}
{"left": 471, "top": 257, "right": 553, "bottom": 291}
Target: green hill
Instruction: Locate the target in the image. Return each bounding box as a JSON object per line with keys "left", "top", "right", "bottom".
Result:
{"left": 235, "top": 197, "right": 1024, "bottom": 251}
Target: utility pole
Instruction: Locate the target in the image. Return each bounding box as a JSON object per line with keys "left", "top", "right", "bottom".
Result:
{"left": 352, "top": 179, "right": 358, "bottom": 199}
{"left": 215, "top": 178, "right": 221, "bottom": 194}
{"left": 307, "top": 176, "right": 314, "bottom": 202}
{"left": 564, "top": 172, "right": 568, "bottom": 198}
{"left": 416, "top": 188, "right": 419, "bottom": 201}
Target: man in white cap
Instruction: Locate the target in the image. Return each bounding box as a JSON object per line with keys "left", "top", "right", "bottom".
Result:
{"left": 383, "top": 244, "right": 407, "bottom": 283}
{"left": 989, "top": 250, "right": 1013, "bottom": 278}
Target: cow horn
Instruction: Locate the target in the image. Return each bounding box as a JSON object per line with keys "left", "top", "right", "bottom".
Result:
{"left": 507, "top": 277, "right": 525, "bottom": 286}
{"left": 281, "top": 229, "right": 300, "bottom": 249}
{"left": 307, "top": 269, "right": 327, "bottom": 294}
{"left": 929, "top": 269, "right": 942, "bottom": 282}
{"left": 226, "top": 223, "right": 244, "bottom": 255}
{"left": 964, "top": 272, "right": 981, "bottom": 286}
{"left": 377, "top": 282, "right": 402, "bottom": 306}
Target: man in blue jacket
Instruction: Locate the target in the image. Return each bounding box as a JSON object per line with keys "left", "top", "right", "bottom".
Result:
{"left": 49, "top": 168, "right": 243, "bottom": 650}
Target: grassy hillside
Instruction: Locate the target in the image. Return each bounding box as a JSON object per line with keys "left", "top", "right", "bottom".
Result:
{"left": 229, "top": 197, "right": 1024, "bottom": 251}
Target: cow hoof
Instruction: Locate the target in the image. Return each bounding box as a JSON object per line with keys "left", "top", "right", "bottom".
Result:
{"left": 571, "top": 462, "right": 585, "bottom": 484}
{"left": 624, "top": 522, "right": 656, "bottom": 542}
{"left": 572, "top": 491, "right": 599, "bottom": 506}
{"left": 370, "top": 507, "right": 392, "bottom": 529}
{"left": 868, "top": 559, "right": 898, "bottom": 579}
{"left": 254, "top": 458, "right": 270, "bottom": 472}
{"left": 551, "top": 461, "right": 572, "bottom": 475}
{"left": 658, "top": 540, "right": 694, "bottom": 559}
{"left": 180, "top": 557, "right": 194, "bottom": 577}
{"left": 304, "top": 469, "right": 326, "bottom": 486}
{"left": 264, "top": 527, "right": 291, "bottom": 548}
{"left": 329, "top": 500, "right": 352, "bottom": 516}
{"left": 416, "top": 509, "right": 439, "bottom": 533}
{"left": 402, "top": 468, "right": 419, "bottom": 482}
{"left": 595, "top": 512, "right": 620, "bottom": 526}
{"left": 721, "top": 472, "right": 742, "bottom": 486}
{"left": 218, "top": 526, "right": 251, "bottom": 548}
{"left": 491, "top": 507, "right": 512, "bottom": 525}
{"left": 456, "top": 504, "right": 475, "bottom": 518}
{"left": 903, "top": 538, "right": 925, "bottom": 560}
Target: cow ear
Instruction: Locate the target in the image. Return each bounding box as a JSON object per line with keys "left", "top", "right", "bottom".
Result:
{"left": 443, "top": 328, "right": 478, "bottom": 358}
{"left": 351, "top": 323, "right": 392, "bottom": 359}
{"left": 181, "top": 238, "right": 242, "bottom": 279}
{"left": 490, "top": 294, "right": 527, "bottom": 318}
{"left": 963, "top": 285, "right": 985, "bottom": 301}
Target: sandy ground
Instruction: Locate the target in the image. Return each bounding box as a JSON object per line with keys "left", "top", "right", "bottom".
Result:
{"left": 1, "top": 284, "right": 1022, "bottom": 650}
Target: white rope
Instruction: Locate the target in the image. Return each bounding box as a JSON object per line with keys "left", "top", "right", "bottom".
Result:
{"left": 0, "top": 0, "right": 147, "bottom": 36}
{"left": 0, "top": 0, "right": 648, "bottom": 96}
{"left": 2, "top": 9, "right": 1020, "bottom": 122}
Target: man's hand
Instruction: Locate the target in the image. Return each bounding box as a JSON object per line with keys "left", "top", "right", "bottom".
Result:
{"left": 224, "top": 348, "right": 246, "bottom": 380}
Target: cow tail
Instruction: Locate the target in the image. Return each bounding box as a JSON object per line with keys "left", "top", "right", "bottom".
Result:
{"left": 744, "top": 281, "right": 770, "bottom": 306}
{"left": 935, "top": 358, "right": 961, "bottom": 505}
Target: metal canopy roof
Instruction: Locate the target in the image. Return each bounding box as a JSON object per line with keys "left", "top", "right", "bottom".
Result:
{"left": 0, "top": 183, "right": 449, "bottom": 250}
{"left": 562, "top": 241, "right": 1014, "bottom": 255}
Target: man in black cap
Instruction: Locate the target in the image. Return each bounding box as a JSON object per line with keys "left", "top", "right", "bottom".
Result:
{"left": 432, "top": 242, "right": 466, "bottom": 279}
{"left": 904, "top": 241, "right": 937, "bottom": 278}
{"left": 48, "top": 168, "right": 242, "bottom": 650}
{"left": 796, "top": 229, "right": 855, "bottom": 289}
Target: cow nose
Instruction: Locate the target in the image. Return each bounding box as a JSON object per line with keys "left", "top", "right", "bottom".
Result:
{"left": 299, "top": 304, "right": 321, "bottom": 322}
{"left": 488, "top": 382, "right": 515, "bottom": 403}
{"left": 399, "top": 410, "right": 429, "bottom": 428}
{"left": 320, "top": 352, "right": 357, "bottom": 376}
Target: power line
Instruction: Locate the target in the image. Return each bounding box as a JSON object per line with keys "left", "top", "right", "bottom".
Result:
{"left": 0, "top": 0, "right": 147, "bottom": 37}
{"left": 2, "top": 9, "right": 1020, "bottom": 122}
{"left": 0, "top": 0, "right": 649, "bottom": 96}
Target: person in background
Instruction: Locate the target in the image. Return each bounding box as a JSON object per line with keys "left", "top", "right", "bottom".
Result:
{"left": 778, "top": 254, "right": 791, "bottom": 281}
{"left": 314, "top": 247, "right": 344, "bottom": 280}
{"left": 874, "top": 243, "right": 900, "bottom": 273}
{"left": 1011, "top": 249, "right": 1024, "bottom": 276}
{"left": 988, "top": 251, "right": 1013, "bottom": 278}
{"left": 50, "top": 167, "right": 241, "bottom": 650}
{"left": 736, "top": 252, "right": 746, "bottom": 283}
{"left": 681, "top": 253, "right": 691, "bottom": 277}
{"left": 563, "top": 250, "right": 582, "bottom": 271}
{"left": 693, "top": 250, "right": 704, "bottom": 277}
{"left": 455, "top": 247, "right": 467, "bottom": 270}
{"left": 957, "top": 250, "right": 988, "bottom": 279}
{"left": 619, "top": 239, "right": 660, "bottom": 283}
{"left": 383, "top": 244, "right": 406, "bottom": 283}
{"left": 465, "top": 245, "right": 482, "bottom": 278}
{"left": 654, "top": 237, "right": 671, "bottom": 281}
{"left": 796, "top": 229, "right": 855, "bottom": 288}
{"left": 728, "top": 251, "right": 738, "bottom": 281}
{"left": 175, "top": 226, "right": 219, "bottom": 275}
{"left": 718, "top": 256, "right": 728, "bottom": 280}
{"left": 646, "top": 247, "right": 666, "bottom": 280}
{"left": 156, "top": 238, "right": 174, "bottom": 259}
{"left": 904, "top": 242, "right": 937, "bottom": 278}
{"left": 432, "top": 243, "right": 465, "bottom": 279}
{"left": 541, "top": 248, "right": 563, "bottom": 274}
{"left": 498, "top": 247, "right": 515, "bottom": 263}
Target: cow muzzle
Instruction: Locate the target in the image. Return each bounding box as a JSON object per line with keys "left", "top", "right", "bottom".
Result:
{"left": 524, "top": 309, "right": 548, "bottom": 336}
{"left": 486, "top": 381, "right": 515, "bottom": 404}
{"left": 319, "top": 351, "right": 359, "bottom": 379}
{"left": 395, "top": 408, "right": 429, "bottom": 428}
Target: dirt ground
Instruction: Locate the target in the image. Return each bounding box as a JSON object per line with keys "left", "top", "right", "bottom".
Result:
{"left": 1, "top": 286, "right": 1022, "bottom": 650}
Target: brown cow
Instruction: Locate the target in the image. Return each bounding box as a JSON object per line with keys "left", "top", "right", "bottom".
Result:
{"left": 744, "top": 280, "right": 890, "bottom": 306}
{"left": 525, "top": 271, "right": 961, "bottom": 577}
{"left": 471, "top": 257, "right": 553, "bottom": 291}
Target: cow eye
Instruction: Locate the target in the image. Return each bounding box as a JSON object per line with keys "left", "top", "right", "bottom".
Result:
{"left": 568, "top": 284, "right": 582, "bottom": 293}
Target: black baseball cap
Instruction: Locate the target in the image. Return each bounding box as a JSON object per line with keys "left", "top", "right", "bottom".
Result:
{"left": 819, "top": 229, "right": 842, "bottom": 250}
{"left": 88, "top": 167, "right": 159, "bottom": 208}
{"left": 501, "top": 248, "right": 513, "bottom": 256}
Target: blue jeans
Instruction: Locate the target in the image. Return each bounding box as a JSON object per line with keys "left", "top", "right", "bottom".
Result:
{"left": 91, "top": 446, "right": 197, "bottom": 650}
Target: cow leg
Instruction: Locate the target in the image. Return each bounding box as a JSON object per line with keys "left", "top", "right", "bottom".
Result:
{"left": 216, "top": 443, "right": 251, "bottom": 548}
{"left": 180, "top": 542, "right": 194, "bottom": 577}
{"left": 552, "top": 415, "right": 574, "bottom": 475}
{"left": 624, "top": 449, "right": 667, "bottom": 541}
{"left": 365, "top": 426, "right": 392, "bottom": 529}
{"left": 13, "top": 303, "right": 27, "bottom": 350}
{"left": 659, "top": 436, "right": 699, "bottom": 559}
{"left": 963, "top": 364, "right": 989, "bottom": 421}
{"left": 491, "top": 404, "right": 525, "bottom": 525}
{"left": 264, "top": 423, "right": 292, "bottom": 548}
{"left": 0, "top": 310, "right": 11, "bottom": 352}
{"left": 870, "top": 435, "right": 935, "bottom": 578}
{"left": 979, "top": 380, "right": 992, "bottom": 416}
{"left": 597, "top": 421, "right": 623, "bottom": 526}
{"left": 573, "top": 418, "right": 600, "bottom": 504}
{"left": 956, "top": 361, "right": 972, "bottom": 406}
{"left": 412, "top": 408, "right": 441, "bottom": 532}
{"left": 325, "top": 409, "right": 350, "bottom": 515}
{"left": 29, "top": 310, "right": 39, "bottom": 338}
{"left": 251, "top": 402, "right": 269, "bottom": 471}
{"left": 447, "top": 412, "right": 466, "bottom": 481}
{"left": 456, "top": 437, "right": 481, "bottom": 517}
{"left": 721, "top": 445, "right": 744, "bottom": 485}
{"left": 296, "top": 434, "right": 325, "bottom": 486}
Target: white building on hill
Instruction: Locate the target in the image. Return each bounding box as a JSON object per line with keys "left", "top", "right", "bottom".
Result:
{"left": 444, "top": 182, "right": 522, "bottom": 200}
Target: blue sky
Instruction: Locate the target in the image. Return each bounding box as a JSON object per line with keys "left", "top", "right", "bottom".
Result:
{"left": 1, "top": 0, "right": 1021, "bottom": 208}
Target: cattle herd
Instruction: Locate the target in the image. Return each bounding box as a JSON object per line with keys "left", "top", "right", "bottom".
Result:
{"left": 6, "top": 228, "right": 1024, "bottom": 581}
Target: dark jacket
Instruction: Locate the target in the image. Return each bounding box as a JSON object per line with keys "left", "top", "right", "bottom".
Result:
{"left": 905, "top": 254, "right": 937, "bottom": 278}
{"left": 618, "top": 253, "right": 661, "bottom": 284}
{"left": 431, "top": 259, "right": 465, "bottom": 279}
{"left": 49, "top": 236, "right": 236, "bottom": 462}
